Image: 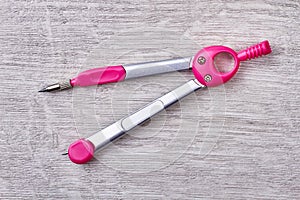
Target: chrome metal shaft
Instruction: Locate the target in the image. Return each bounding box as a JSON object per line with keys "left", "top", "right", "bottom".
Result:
{"left": 123, "top": 57, "right": 192, "bottom": 80}
{"left": 87, "top": 79, "right": 205, "bottom": 151}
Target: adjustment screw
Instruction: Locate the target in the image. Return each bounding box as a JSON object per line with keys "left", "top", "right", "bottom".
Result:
{"left": 204, "top": 74, "right": 212, "bottom": 82}
{"left": 197, "top": 56, "right": 206, "bottom": 65}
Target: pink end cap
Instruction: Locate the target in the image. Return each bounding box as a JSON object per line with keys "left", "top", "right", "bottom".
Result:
{"left": 68, "top": 139, "right": 95, "bottom": 164}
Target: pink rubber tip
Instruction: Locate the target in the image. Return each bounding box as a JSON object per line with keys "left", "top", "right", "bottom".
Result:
{"left": 68, "top": 139, "right": 95, "bottom": 164}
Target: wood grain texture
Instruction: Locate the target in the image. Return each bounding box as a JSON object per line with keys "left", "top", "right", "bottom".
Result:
{"left": 0, "top": 0, "right": 299, "bottom": 199}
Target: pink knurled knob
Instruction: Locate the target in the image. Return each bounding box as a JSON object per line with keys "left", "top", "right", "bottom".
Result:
{"left": 237, "top": 40, "right": 272, "bottom": 61}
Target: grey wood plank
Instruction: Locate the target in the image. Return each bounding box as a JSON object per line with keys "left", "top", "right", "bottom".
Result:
{"left": 0, "top": 0, "right": 299, "bottom": 199}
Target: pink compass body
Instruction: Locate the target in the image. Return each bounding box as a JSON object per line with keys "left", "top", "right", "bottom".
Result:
{"left": 67, "top": 40, "right": 272, "bottom": 164}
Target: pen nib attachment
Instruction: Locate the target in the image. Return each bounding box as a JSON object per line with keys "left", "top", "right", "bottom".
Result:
{"left": 39, "top": 80, "right": 72, "bottom": 92}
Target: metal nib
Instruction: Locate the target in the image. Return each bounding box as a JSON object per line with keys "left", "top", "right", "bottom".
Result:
{"left": 39, "top": 80, "right": 72, "bottom": 92}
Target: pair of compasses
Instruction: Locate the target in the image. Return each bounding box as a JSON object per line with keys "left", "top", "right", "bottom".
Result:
{"left": 40, "top": 41, "right": 272, "bottom": 164}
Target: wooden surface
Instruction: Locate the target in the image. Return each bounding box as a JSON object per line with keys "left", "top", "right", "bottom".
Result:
{"left": 0, "top": 0, "right": 299, "bottom": 199}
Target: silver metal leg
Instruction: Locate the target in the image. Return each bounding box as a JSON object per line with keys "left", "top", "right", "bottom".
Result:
{"left": 123, "top": 57, "right": 192, "bottom": 79}
{"left": 87, "top": 79, "right": 205, "bottom": 151}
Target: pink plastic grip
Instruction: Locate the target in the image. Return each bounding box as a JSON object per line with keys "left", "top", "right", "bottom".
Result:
{"left": 70, "top": 65, "right": 126, "bottom": 87}
{"left": 192, "top": 40, "right": 271, "bottom": 87}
